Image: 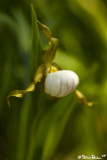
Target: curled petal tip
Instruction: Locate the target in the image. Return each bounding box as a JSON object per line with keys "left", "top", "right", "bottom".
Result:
{"left": 37, "top": 20, "right": 51, "bottom": 39}
{"left": 85, "top": 102, "right": 95, "bottom": 107}
{"left": 74, "top": 89, "right": 95, "bottom": 107}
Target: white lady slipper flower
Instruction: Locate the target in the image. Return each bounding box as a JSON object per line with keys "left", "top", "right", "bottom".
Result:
{"left": 7, "top": 20, "right": 94, "bottom": 107}
{"left": 45, "top": 70, "right": 79, "bottom": 97}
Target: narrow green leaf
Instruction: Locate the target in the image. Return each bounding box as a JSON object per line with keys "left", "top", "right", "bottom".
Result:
{"left": 41, "top": 96, "right": 76, "bottom": 160}
{"left": 16, "top": 96, "right": 32, "bottom": 160}
{"left": 16, "top": 6, "right": 43, "bottom": 160}
{"left": 30, "top": 94, "right": 76, "bottom": 160}
{"left": 30, "top": 4, "right": 42, "bottom": 79}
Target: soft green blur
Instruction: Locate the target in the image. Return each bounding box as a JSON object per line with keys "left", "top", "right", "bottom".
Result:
{"left": 0, "top": 0, "right": 107, "bottom": 160}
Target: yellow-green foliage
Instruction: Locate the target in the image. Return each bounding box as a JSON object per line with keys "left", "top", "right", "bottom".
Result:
{"left": 0, "top": 0, "right": 107, "bottom": 160}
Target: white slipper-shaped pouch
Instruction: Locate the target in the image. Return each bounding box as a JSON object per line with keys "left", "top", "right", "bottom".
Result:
{"left": 45, "top": 70, "right": 79, "bottom": 97}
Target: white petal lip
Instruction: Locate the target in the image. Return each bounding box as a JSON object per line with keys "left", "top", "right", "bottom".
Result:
{"left": 45, "top": 70, "right": 79, "bottom": 97}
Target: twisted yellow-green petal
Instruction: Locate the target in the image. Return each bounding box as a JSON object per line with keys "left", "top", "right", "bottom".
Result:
{"left": 6, "top": 64, "right": 46, "bottom": 107}
{"left": 38, "top": 20, "right": 59, "bottom": 63}
{"left": 74, "top": 89, "right": 95, "bottom": 107}
{"left": 6, "top": 83, "right": 36, "bottom": 107}
{"left": 37, "top": 20, "right": 51, "bottom": 39}
{"left": 41, "top": 38, "right": 59, "bottom": 63}
{"left": 7, "top": 90, "right": 26, "bottom": 107}
{"left": 6, "top": 63, "right": 59, "bottom": 107}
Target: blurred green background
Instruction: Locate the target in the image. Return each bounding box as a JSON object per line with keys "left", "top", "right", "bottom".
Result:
{"left": 0, "top": 0, "right": 107, "bottom": 160}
